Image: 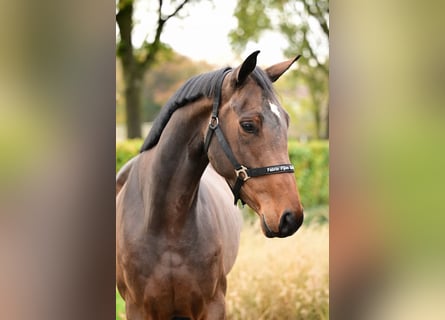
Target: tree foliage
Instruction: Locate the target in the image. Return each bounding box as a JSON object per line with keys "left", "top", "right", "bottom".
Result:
{"left": 230, "top": 0, "right": 329, "bottom": 139}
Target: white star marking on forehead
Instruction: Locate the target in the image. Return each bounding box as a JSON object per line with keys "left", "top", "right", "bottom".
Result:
{"left": 269, "top": 101, "right": 281, "bottom": 119}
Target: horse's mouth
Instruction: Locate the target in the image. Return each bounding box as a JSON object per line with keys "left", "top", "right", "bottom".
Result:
{"left": 261, "top": 214, "right": 279, "bottom": 238}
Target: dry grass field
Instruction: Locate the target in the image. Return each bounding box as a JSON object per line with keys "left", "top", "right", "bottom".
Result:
{"left": 116, "top": 211, "right": 328, "bottom": 320}
{"left": 225, "top": 221, "right": 328, "bottom": 319}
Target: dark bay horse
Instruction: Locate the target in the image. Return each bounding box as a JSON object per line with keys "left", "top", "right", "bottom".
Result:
{"left": 116, "top": 51, "right": 304, "bottom": 319}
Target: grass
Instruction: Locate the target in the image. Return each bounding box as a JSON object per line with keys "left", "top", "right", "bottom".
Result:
{"left": 116, "top": 208, "right": 329, "bottom": 320}
{"left": 116, "top": 289, "right": 126, "bottom": 320}
{"left": 226, "top": 220, "right": 329, "bottom": 319}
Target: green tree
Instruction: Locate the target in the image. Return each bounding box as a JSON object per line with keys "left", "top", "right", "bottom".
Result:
{"left": 230, "top": 0, "right": 329, "bottom": 139}
{"left": 116, "top": 0, "right": 193, "bottom": 138}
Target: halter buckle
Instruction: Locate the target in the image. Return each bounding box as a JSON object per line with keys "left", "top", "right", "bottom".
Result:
{"left": 235, "top": 165, "right": 250, "bottom": 181}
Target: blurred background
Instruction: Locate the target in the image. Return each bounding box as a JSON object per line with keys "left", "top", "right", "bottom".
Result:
{"left": 1, "top": 0, "right": 444, "bottom": 319}
{"left": 115, "top": 0, "right": 329, "bottom": 319}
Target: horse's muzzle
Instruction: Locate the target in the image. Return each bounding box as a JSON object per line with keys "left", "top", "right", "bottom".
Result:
{"left": 262, "top": 210, "right": 304, "bottom": 238}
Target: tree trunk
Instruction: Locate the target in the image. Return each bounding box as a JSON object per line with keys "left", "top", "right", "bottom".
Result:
{"left": 124, "top": 74, "right": 143, "bottom": 138}
{"left": 117, "top": 0, "right": 191, "bottom": 139}
{"left": 117, "top": 0, "right": 143, "bottom": 139}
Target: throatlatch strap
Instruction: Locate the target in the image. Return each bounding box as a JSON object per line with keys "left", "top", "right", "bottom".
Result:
{"left": 232, "top": 178, "right": 245, "bottom": 205}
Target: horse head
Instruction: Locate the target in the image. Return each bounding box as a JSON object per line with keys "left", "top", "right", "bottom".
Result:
{"left": 206, "top": 51, "right": 304, "bottom": 238}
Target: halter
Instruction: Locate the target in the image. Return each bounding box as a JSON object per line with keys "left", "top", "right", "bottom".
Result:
{"left": 204, "top": 68, "right": 295, "bottom": 205}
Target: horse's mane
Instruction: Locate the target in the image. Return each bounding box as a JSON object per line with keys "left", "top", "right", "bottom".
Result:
{"left": 140, "top": 66, "right": 275, "bottom": 152}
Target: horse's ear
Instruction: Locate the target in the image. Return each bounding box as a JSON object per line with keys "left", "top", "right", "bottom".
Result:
{"left": 265, "top": 54, "right": 301, "bottom": 82}
{"left": 233, "top": 50, "right": 260, "bottom": 86}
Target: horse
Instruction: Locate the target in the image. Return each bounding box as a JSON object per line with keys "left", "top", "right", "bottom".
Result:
{"left": 116, "top": 51, "right": 304, "bottom": 320}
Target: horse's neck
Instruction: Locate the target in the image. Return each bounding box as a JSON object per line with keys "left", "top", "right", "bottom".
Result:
{"left": 143, "top": 98, "right": 212, "bottom": 230}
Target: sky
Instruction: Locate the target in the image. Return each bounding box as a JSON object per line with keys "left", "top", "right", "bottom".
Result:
{"left": 130, "top": 0, "right": 290, "bottom": 67}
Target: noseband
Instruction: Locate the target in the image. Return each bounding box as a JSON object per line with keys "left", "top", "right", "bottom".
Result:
{"left": 204, "top": 68, "right": 295, "bottom": 205}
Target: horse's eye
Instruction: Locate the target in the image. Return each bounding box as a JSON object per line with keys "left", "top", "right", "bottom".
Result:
{"left": 240, "top": 122, "right": 256, "bottom": 133}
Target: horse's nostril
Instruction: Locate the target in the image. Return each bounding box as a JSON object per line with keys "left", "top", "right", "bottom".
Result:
{"left": 278, "top": 210, "right": 303, "bottom": 237}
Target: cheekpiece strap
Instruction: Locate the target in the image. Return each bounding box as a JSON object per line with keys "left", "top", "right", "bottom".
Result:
{"left": 204, "top": 68, "right": 231, "bottom": 152}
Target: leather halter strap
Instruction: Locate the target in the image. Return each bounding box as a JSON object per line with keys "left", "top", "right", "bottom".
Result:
{"left": 204, "top": 68, "right": 295, "bottom": 205}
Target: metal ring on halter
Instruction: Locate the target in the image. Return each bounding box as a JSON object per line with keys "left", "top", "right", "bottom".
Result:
{"left": 209, "top": 116, "right": 219, "bottom": 130}
{"left": 235, "top": 166, "right": 250, "bottom": 181}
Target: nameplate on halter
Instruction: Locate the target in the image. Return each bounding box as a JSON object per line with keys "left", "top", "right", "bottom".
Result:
{"left": 266, "top": 165, "right": 294, "bottom": 173}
